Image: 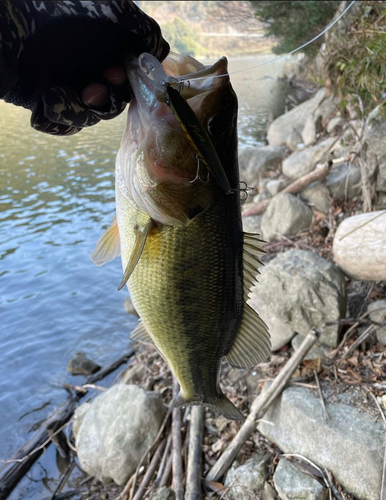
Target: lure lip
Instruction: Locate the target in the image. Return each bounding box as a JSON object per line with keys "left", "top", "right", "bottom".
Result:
{"left": 125, "top": 52, "right": 233, "bottom": 194}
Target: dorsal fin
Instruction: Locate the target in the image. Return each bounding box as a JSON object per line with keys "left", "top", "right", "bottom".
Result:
{"left": 243, "top": 232, "right": 265, "bottom": 300}
{"left": 118, "top": 217, "right": 153, "bottom": 291}
{"left": 226, "top": 303, "right": 270, "bottom": 369}
{"left": 130, "top": 320, "right": 154, "bottom": 344}
{"left": 91, "top": 215, "right": 120, "bottom": 266}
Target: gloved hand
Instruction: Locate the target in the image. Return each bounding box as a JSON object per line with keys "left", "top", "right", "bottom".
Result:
{"left": 0, "top": 1, "right": 169, "bottom": 135}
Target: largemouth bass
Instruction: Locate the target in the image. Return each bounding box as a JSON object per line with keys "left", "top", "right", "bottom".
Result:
{"left": 92, "top": 52, "right": 270, "bottom": 420}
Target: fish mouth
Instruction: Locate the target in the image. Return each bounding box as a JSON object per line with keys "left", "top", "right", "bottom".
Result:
{"left": 124, "top": 52, "right": 233, "bottom": 194}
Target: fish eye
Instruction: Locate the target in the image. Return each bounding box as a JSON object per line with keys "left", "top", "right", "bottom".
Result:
{"left": 207, "top": 116, "right": 226, "bottom": 137}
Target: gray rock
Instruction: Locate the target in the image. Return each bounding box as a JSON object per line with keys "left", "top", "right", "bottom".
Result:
{"left": 315, "top": 93, "right": 338, "bottom": 121}
{"left": 326, "top": 116, "right": 345, "bottom": 134}
{"left": 258, "top": 385, "right": 384, "bottom": 500}
{"left": 282, "top": 138, "right": 336, "bottom": 180}
{"left": 286, "top": 128, "right": 304, "bottom": 151}
{"left": 124, "top": 296, "right": 138, "bottom": 316}
{"left": 299, "top": 181, "right": 331, "bottom": 214}
{"left": 242, "top": 214, "right": 263, "bottom": 235}
{"left": 273, "top": 459, "right": 328, "bottom": 500}
{"left": 248, "top": 295, "right": 295, "bottom": 351}
{"left": 365, "top": 112, "right": 386, "bottom": 192}
{"left": 342, "top": 119, "right": 363, "bottom": 142}
{"left": 262, "top": 481, "right": 278, "bottom": 500}
{"left": 325, "top": 161, "right": 361, "bottom": 200}
{"left": 66, "top": 352, "right": 100, "bottom": 376}
{"left": 368, "top": 300, "right": 386, "bottom": 346}
{"left": 239, "top": 146, "right": 286, "bottom": 187}
{"left": 120, "top": 363, "right": 146, "bottom": 384}
{"left": 292, "top": 334, "right": 331, "bottom": 360}
{"left": 261, "top": 193, "right": 313, "bottom": 242}
{"left": 267, "top": 89, "right": 326, "bottom": 147}
{"left": 251, "top": 249, "right": 346, "bottom": 347}
{"left": 224, "top": 453, "right": 270, "bottom": 500}
{"left": 74, "top": 384, "right": 165, "bottom": 485}
{"left": 266, "top": 177, "right": 290, "bottom": 196}
{"left": 333, "top": 210, "right": 386, "bottom": 280}
{"left": 301, "top": 116, "right": 317, "bottom": 146}
{"left": 149, "top": 487, "right": 176, "bottom": 500}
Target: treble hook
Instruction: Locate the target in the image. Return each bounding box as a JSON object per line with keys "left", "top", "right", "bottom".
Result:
{"left": 190, "top": 155, "right": 210, "bottom": 184}
{"left": 228, "top": 180, "right": 253, "bottom": 201}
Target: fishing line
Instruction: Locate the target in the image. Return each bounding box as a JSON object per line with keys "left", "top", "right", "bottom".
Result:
{"left": 178, "top": 0, "right": 357, "bottom": 84}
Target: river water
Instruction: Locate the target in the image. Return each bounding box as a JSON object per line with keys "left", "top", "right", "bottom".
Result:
{"left": 0, "top": 54, "right": 293, "bottom": 484}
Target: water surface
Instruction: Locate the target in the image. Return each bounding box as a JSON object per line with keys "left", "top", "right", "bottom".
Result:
{"left": 0, "top": 54, "right": 293, "bottom": 474}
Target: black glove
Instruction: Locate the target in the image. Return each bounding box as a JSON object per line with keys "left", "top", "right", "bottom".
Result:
{"left": 0, "top": 1, "right": 169, "bottom": 135}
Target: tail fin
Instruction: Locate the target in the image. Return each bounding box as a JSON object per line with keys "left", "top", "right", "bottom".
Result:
{"left": 174, "top": 393, "right": 245, "bottom": 421}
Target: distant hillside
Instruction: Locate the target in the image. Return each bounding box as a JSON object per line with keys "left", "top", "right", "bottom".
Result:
{"left": 137, "top": 1, "right": 274, "bottom": 58}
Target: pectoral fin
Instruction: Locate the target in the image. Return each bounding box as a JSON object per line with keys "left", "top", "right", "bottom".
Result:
{"left": 226, "top": 303, "right": 271, "bottom": 369}
{"left": 130, "top": 320, "right": 154, "bottom": 344}
{"left": 117, "top": 217, "right": 153, "bottom": 291}
{"left": 91, "top": 215, "right": 120, "bottom": 266}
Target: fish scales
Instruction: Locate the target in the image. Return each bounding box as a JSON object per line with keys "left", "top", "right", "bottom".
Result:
{"left": 92, "top": 51, "right": 270, "bottom": 419}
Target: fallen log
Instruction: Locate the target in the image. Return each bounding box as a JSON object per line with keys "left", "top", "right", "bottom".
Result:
{"left": 242, "top": 161, "right": 331, "bottom": 217}
{"left": 0, "top": 350, "right": 134, "bottom": 499}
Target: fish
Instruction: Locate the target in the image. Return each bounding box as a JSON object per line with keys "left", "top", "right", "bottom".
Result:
{"left": 91, "top": 51, "right": 271, "bottom": 420}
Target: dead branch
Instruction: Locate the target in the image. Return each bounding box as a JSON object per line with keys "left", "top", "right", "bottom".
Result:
{"left": 206, "top": 330, "right": 320, "bottom": 482}
{"left": 172, "top": 378, "right": 184, "bottom": 500}
{"left": 314, "top": 370, "right": 329, "bottom": 421}
{"left": 155, "top": 433, "right": 172, "bottom": 488}
{"left": 132, "top": 437, "right": 167, "bottom": 500}
{"left": 185, "top": 406, "right": 205, "bottom": 500}
{"left": 160, "top": 453, "right": 173, "bottom": 488}
{"left": 242, "top": 162, "right": 331, "bottom": 217}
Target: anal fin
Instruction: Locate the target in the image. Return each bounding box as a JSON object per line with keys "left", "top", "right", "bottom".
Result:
{"left": 118, "top": 217, "right": 152, "bottom": 291}
{"left": 226, "top": 303, "right": 271, "bottom": 369}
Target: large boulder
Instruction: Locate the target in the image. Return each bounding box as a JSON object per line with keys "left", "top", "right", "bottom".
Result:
{"left": 299, "top": 181, "right": 331, "bottom": 214}
{"left": 333, "top": 210, "right": 386, "bottom": 280}
{"left": 282, "top": 138, "right": 336, "bottom": 180}
{"left": 251, "top": 249, "right": 347, "bottom": 347}
{"left": 224, "top": 453, "right": 270, "bottom": 500}
{"left": 73, "top": 384, "right": 166, "bottom": 485}
{"left": 273, "top": 459, "right": 328, "bottom": 500}
{"left": 267, "top": 88, "right": 326, "bottom": 148}
{"left": 238, "top": 145, "right": 286, "bottom": 187}
{"left": 261, "top": 193, "right": 313, "bottom": 242}
{"left": 258, "top": 385, "right": 385, "bottom": 500}
{"left": 325, "top": 161, "right": 361, "bottom": 200}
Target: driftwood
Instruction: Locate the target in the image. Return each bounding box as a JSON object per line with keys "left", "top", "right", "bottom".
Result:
{"left": 242, "top": 162, "right": 331, "bottom": 217}
{"left": 185, "top": 406, "right": 204, "bottom": 500}
{"left": 206, "top": 330, "right": 320, "bottom": 482}
{"left": 0, "top": 350, "right": 134, "bottom": 499}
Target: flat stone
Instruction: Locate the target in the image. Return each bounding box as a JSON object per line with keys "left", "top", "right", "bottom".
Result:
{"left": 238, "top": 146, "right": 286, "bottom": 187}
{"left": 333, "top": 211, "right": 386, "bottom": 280}
{"left": 224, "top": 453, "right": 270, "bottom": 500}
{"left": 325, "top": 162, "right": 361, "bottom": 199}
{"left": 261, "top": 193, "right": 313, "bottom": 241}
{"left": 299, "top": 181, "right": 331, "bottom": 215}
{"left": 282, "top": 138, "right": 336, "bottom": 180}
{"left": 368, "top": 300, "right": 386, "bottom": 346}
{"left": 258, "top": 385, "right": 384, "bottom": 500}
{"left": 74, "top": 384, "right": 165, "bottom": 485}
{"left": 273, "top": 458, "right": 328, "bottom": 500}
{"left": 251, "top": 249, "right": 347, "bottom": 347}
{"left": 267, "top": 89, "right": 326, "bottom": 147}
{"left": 66, "top": 352, "right": 100, "bottom": 376}
{"left": 248, "top": 295, "right": 295, "bottom": 351}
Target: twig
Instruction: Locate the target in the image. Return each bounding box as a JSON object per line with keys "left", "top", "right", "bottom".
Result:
{"left": 314, "top": 370, "right": 329, "bottom": 421}
{"left": 160, "top": 453, "right": 173, "bottom": 488}
{"left": 49, "top": 459, "right": 76, "bottom": 500}
{"left": 154, "top": 433, "right": 172, "bottom": 488}
{"left": 172, "top": 378, "right": 184, "bottom": 500}
{"left": 341, "top": 325, "right": 376, "bottom": 360}
{"left": 132, "top": 437, "right": 167, "bottom": 500}
{"left": 323, "top": 468, "right": 344, "bottom": 500}
{"left": 242, "top": 162, "right": 331, "bottom": 217}
{"left": 185, "top": 406, "right": 204, "bottom": 500}
{"left": 206, "top": 330, "right": 320, "bottom": 481}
